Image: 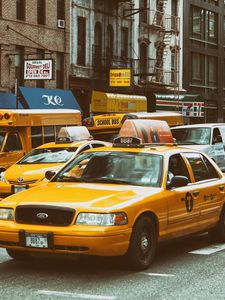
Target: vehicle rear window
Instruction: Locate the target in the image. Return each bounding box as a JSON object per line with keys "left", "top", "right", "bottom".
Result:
{"left": 172, "top": 127, "right": 210, "bottom": 145}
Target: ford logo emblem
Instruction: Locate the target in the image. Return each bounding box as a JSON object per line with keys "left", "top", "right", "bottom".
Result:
{"left": 36, "top": 212, "right": 48, "bottom": 219}
{"left": 18, "top": 177, "right": 24, "bottom": 182}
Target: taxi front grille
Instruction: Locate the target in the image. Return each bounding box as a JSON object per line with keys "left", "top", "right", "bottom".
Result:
{"left": 15, "top": 205, "right": 75, "bottom": 226}
{"left": 9, "top": 180, "right": 37, "bottom": 185}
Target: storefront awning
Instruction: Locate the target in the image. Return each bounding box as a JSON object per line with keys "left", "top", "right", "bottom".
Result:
{"left": 19, "top": 87, "right": 82, "bottom": 112}
{"left": 155, "top": 94, "right": 204, "bottom": 117}
{"left": 0, "top": 92, "right": 23, "bottom": 108}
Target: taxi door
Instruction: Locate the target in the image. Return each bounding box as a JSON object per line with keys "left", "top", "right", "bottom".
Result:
{"left": 183, "top": 152, "right": 225, "bottom": 227}
{"left": 0, "top": 132, "right": 25, "bottom": 168}
{"left": 166, "top": 154, "right": 201, "bottom": 236}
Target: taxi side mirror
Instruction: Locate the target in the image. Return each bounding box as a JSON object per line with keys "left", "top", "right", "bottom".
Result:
{"left": 0, "top": 167, "right": 6, "bottom": 173}
{"left": 167, "top": 175, "right": 189, "bottom": 189}
{"left": 45, "top": 170, "right": 56, "bottom": 181}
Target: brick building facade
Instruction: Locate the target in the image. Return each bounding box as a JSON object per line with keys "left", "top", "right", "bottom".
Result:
{"left": 0, "top": 0, "right": 69, "bottom": 94}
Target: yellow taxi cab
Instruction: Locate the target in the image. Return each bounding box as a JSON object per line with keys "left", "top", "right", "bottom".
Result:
{"left": 0, "top": 126, "right": 108, "bottom": 198}
{"left": 0, "top": 120, "right": 224, "bottom": 270}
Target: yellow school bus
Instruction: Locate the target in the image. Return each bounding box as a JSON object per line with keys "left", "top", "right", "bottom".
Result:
{"left": 83, "top": 90, "right": 184, "bottom": 141}
{"left": 0, "top": 109, "right": 81, "bottom": 168}
{"left": 83, "top": 111, "right": 183, "bottom": 142}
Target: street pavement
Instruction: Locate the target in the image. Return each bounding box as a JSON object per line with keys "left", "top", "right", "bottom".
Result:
{"left": 0, "top": 233, "right": 225, "bottom": 300}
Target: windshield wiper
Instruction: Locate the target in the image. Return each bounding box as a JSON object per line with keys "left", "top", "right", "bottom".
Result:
{"left": 56, "top": 175, "right": 83, "bottom": 182}
{"left": 82, "top": 177, "right": 132, "bottom": 185}
{"left": 177, "top": 141, "right": 200, "bottom": 145}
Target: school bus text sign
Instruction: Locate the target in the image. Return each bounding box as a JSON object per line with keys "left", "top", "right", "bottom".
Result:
{"left": 109, "top": 69, "right": 131, "bottom": 87}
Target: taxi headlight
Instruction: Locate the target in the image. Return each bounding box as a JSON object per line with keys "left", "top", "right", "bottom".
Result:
{"left": 0, "top": 172, "right": 5, "bottom": 182}
{"left": 0, "top": 208, "right": 14, "bottom": 220}
{"left": 76, "top": 212, "right": 128, "bottom": 226}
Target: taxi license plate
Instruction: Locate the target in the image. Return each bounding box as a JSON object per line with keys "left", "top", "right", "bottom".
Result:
{"left": 13, "top": 185, "right": 27, "bottom": 193}
{"left": 25, "top": 233, "right": 48, "bottom": 248}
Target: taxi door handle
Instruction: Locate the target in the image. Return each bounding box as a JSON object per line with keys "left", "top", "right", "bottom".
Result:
{"left": 193, "top": 191, "right": 199, "bottom": 197}
{"left": 219, "top": 185, "right": 224, "bottom": 191}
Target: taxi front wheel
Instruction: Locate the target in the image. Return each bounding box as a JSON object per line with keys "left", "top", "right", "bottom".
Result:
{"left": 126, "top": 216, "right": 157, "bottom": 270}
{"left": 6, "top": 249, "right": 31, "bottom": 261}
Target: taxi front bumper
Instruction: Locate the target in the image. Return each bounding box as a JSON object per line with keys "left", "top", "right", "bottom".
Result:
{"left": 0, "top": 223, "right": 132, "bottom": 257}
{"left": 0, "top": 182, "right": 42, "bottom": 199}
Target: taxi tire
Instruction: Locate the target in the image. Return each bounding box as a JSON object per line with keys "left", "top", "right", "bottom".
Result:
{"left": 6, "top": 249, "right": 31, "bottom": 261}
{"left": 126, "top": 216, "right": 157, "bottom": 270}
{"left": 209, "top": 206, "right": 225, "bottom": 243}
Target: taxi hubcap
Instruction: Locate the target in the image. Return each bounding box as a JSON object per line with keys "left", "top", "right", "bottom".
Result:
{"left": 140, "top": 234, "right": 150, "bottom": 253}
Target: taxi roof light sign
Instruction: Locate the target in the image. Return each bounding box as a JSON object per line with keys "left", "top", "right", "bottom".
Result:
{"left": 57, "top": 126, "right": 93, "bottom": 143}
{"left": 117, "top": 119, "right": 174, "bottom": 145}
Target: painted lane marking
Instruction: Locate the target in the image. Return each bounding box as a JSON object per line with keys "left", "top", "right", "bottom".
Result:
{"left": 189, "top": 243, "right": 225, "bottom": 255}
{"left": 36, "top": 290, "right": 117, "bottom": 300}
{"left": 140, "top": 272, "right": 175, "bottom": 277}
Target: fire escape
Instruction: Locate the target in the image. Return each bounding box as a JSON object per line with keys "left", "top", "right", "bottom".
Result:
{"left": 133, "top": 0, "right": 180, "bottom": 87}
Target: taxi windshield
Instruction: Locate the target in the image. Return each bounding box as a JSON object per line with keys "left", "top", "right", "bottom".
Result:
{"left": 0, "top": 132, "right": 5, "bottom": 150}
{"left": 18, "top": 147, "right": 78, "bottom": 164}
{"left": 172, "top": 127, "right": 211, "bottom": 145}
{"left": 54, "top": 151, "right": 163, "bottom": 187}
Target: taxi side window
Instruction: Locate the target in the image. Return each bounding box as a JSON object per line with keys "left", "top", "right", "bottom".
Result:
{"left": 3, "top": 132, "right": 22, "bottom": 152}
{"left": 31, "top": 126, "right": 43, "bottom": 148}
{"left": 184, "top": 153, "right": 217, "bottom": 182}
{"left": 218, "top": 127, "right": 225, "bottom": 143}
{"left": 77, "top": 145, "right": 91, "bottom": 154}
{"left": 202, "top": 155, "right": 220, "bottom": 179}
{"left": 212, "top": 128, "right": 222, "bottom": 144}
{"left": 168, "top": 154, "right": 190, "bottom": 181}
{"left": 44, "top": 126, "right": 55, "bottom": 143}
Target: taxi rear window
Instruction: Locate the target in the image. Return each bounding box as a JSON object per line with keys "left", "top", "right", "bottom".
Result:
{"left": 54, "top": 151, "right": 163, "bottom": 187}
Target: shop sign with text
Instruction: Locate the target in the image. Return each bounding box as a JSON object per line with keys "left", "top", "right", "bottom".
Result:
{"left": 24, "top": 59, "right": 53, "bottom": 80}
{"left": 109, "top": 69, "right": 131, "bottom": 87}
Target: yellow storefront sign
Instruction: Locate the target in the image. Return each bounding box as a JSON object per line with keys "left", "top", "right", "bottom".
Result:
{"left": 109, "top": 69, "right": 131, "bottom": 87}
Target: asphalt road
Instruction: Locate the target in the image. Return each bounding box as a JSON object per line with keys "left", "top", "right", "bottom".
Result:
{"left": 0, "top": 233, "right": 225, "bottom": 300}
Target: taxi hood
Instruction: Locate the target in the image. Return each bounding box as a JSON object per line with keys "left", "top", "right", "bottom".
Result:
{"left": 2, "top": 182, "right": 162, "bottom": 210}
{"left": 5, "top": 164, "right": 63, "bottom": 182}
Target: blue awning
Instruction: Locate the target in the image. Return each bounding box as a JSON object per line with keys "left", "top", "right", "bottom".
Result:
{"left": 19, "top": 87, "right": 82, "bottom": 112}
{"left": 0, "top": 92, "right": 23, "bottom": 108}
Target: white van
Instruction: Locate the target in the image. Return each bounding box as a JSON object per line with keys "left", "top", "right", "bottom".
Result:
{"left": 171, "top": 123, "right": 225, "bottom": 171}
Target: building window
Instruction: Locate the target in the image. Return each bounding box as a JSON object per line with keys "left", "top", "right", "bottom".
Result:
{"left": 15, "top": 46, "right": 24, "bottom": 87}
{"left": 140, "top": 42, "right": 148, "bottom": 80}
{"left": 139, "top": 0, "right": 148, "bottom": 24}
{"left": 36, "top": 49, "right": 45, "bottom": 88}
{"left": 191, "top": 6, "right": 203, "bottom": 38}
{"left": 191, "top": 53, "right": 204, "bottom": 84}
{"left": 205, "top": 0, "right": 218, "bottom": 5}
{"left": 77, "top": 17, "right": 86, "bottom": 66}
{"left": 171, "top": 49, "right": 177, "bottom": 84}
{"left": 191, "top": 53, "right": 217, "bottom": 87}
{"left": 56, "top": 52, "right": 64, "bottom": 89}
{"left": 208, "top": 56, "right": 217, "bottom": 87}
{"left": 37, "top": 0, "right": 45, "bottom": 25}
{"left": 0, "top": 0, "right": 2, "bottom": 17}
{"left": 106, "top": 25, "right": 114, "bottom": 66}
{"left": 191, "top": 6, "right": 218, "bottom": 43}
{"left": 93, "top": 22, "right": 102, "bottom": 68}
{"left": 121, "top": 27, "right": 128, "bottom": 59}
{"left": 16, "top": 0, "right": 25, "bottom": 21}
{"left": 57, "top": 0, "right": 65, "bottom": 20}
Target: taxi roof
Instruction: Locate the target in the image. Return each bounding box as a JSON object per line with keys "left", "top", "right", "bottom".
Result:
{"left": 172, "top": 123, "right": 225, "bottom": 129}
{"left": 82, "top": 144, "right": 201, "bottom": 156}
{"left": 35, "top": 140, "right": 89, "bottom": 149}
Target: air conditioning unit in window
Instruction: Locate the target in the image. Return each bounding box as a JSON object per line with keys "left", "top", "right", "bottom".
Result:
{"left": 57, "top": 19, "right": 65, "bottom": 29}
